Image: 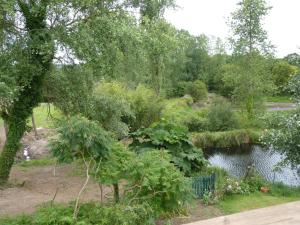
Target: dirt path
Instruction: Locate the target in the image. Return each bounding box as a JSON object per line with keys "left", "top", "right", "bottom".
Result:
{"left": 0, "top": 164, "right": 111, "bottom": 217}
{"left": 184, "top": 200, "right": 300, "bottom": 225}
{"left": 266, "top": 102, "right": 297, "bottom": 111}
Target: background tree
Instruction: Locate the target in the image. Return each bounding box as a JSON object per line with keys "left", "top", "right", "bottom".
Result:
{"left": 0, "top": 0, "right": 170, "bottom": 185}
{"left": 227, "top": 0, "right": 274, "bottom": 117}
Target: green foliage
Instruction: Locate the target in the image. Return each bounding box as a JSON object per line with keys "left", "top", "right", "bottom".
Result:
{"left": 185, "top": 80, "right": 208, "bottom": 102}
{"left": 223, "top": 177, "right": 251, "bottom": 195}
{"left": 229, "top": 0, "right": 272, "bottom": 55}
{"left": 126, "top": 151, "right": 193, "bottom": 215}
{"left": 262, "top": 109, "right": 300, "bottom": 168}
{"left": 206, "top": 98, "right": 240, "bottom": 131}
{"left": 97, "top": 144, "right": 134, "bottom": 186}
{"left": 89, "top": 82, "right": 134, "bottom": 139}
{"left": 269, "top": 183, "right": 300, "bottom": 197}
{"left": 127, "top": 85, "right": 163, "bottom": 131}
{"left": 0, "top": 203, "right": 155, "bottom": 225}
{"left": 271, "top": 60, "right": 298, "bottom": 93}
{"left": 162, "top": 97, "right": 210, "bottom": 132}
{"left": 221, "top": 55, "right": 274, "bottom": 117}
{"left": 193, "top": 129, "right": 260, "bottom": 149}
{"left": 288, "top": 74, "right": 300, "bottom": 101}
{"left": 284, "top": 53, "right": 300, "bottom": 69}
{"left": 46, "top": 65, "right": 94, "bottom": 116}
{"left": 130, "top": 120, "right": 207, "bottom": 175}
{"left": 50, "top": 116, "right": 113, "bottom": 163}
{"left": 243, "top": 167, "right": 266, "bottom": 193}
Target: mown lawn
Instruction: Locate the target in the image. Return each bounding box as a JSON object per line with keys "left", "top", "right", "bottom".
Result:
{"left": 217, "top": 192, "right": 300, "bottom": 214}
{"left": 266, "top": 96, "right": 293, "bottom": 103}
{"left": 0, "top": 104, "right": 61, "bottom": 129}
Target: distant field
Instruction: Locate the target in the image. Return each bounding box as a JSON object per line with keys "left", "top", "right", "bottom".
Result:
{"left": 0, "top": 104, "right": 62, "bottom": 129}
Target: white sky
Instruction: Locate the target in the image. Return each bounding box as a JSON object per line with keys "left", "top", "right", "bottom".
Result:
{"left": 165, "top": 0, "right": 300, "bottom": 57}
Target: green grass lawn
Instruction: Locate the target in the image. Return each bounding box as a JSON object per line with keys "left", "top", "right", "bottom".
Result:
{"left": 32, "top": 103, "right": 62, "bottom": 128}
{"left": 0, "top": 104, "right": 62, "bottom": 129}
{"left": 266, "top": 96, "right": 293, "bottom": 103}
{"left": 217, "top": 191, "right": 300, "bottom": 215}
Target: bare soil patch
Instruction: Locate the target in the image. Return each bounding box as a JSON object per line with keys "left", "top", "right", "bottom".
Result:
{"left": 0, "top": 164, "right": 111, "bottom": 217}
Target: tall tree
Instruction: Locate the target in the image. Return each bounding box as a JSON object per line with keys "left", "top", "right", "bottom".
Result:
{"left": 229, "top": 0, "right": 272, "bottom": 55}
{"left": 227, "top": 0, "right": 274, "bottom": 117}
{"left": 0, "top": 0, "right": 167, "bottom": 185}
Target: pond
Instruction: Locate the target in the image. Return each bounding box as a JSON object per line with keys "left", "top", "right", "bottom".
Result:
{"left": 206, "top": 145, "right": 300, "bottom": 186}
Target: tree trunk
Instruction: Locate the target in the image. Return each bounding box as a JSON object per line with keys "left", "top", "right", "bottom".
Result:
{"left": 113, "top": 183, "right": 120, "bottom": 203}
{"left": 32, "top": 113, "right": 39, "bottom": 139}
{"left": 0, "top": 117, "right": 27, "bottom": 184}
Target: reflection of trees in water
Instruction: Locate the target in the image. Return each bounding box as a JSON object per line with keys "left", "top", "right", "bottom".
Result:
{"left": 208, "top": 145, "right": 300, "bottom": 186}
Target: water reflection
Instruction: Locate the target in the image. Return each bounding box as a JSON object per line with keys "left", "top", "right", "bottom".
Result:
{"left": 206, "top": 145, "right": 300, "bottom": 186}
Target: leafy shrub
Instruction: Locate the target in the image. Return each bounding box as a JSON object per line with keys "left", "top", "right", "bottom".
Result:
{"left": 127, "top": 85, "right": 163, "bottom": 131}
{"left": 126, "top": 151, "right": 193, "bottom": 215}
{"left": 166, "top": 80, "right": 208, "bottom": 102}
{"left": 89, "top": 82, "right": 134, "bottom": 139}
{"left": 161, "top": 97, "right": 197, "bottom": 126}
{"left": 223, "top": 177, "right": 250, "bottom": 195}
{"left": 262, "top": 110, "right": 300, "bottom": 168}
{"left": 166, "top": 81, "right": 189, "bottom": 98}
{"left": 50, "top": 116, "right": 114, "bottom": 163}
{"left": 184, "top": 115, "right": 208, "bottom": 132}
{"left": 243, "top": 167, "right": 266, "bottom": 193}
{"left": 185, "top": 80, "right": 208, "bottom": 102}
{"left": 0, "top": 203, "right": 155, "bottom": 225}
{"left": 206, "top": 98, "right": 240, "bottom": 131}
{"left": 130, "top": 120, "right": 207, "bottom": 176}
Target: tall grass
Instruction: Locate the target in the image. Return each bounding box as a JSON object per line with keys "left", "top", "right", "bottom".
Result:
{"left": 192, "top": 129, "right": 261, "bottom": 149}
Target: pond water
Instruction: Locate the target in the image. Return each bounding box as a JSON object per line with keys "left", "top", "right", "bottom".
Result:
{"left": 206, "top": 145, "right": 300, "bottom": 186}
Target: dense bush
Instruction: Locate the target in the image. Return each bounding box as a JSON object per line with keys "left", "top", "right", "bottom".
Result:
{"left": 262, "top": 110, "right": 300, "bottom": 168}
{"left": 243, "top": 167, "right": 267, "bottom": 193}
{"left": 185, "top": 80, "right": 208, "bottom": 102}
{"left": 0, "top": 203, "right": 155, "bottom": 225}
{"left": 166, "top": 80, "right": 208, "bottom": 102}
{"left": 126, "top": 151, "right": 193, "bottom": 215}
{"left": 223, "top": 177, "right": 251, "bottom": 195}
{"left": 51, "top": 116, "right": 113, "bottom": 163}
{"left": 130, "top": 120, "right": 207, "bottom": 175}
{"left": 206, "top": 98, "right": 240, "bottom": 131}
{"left": 89, "top": 82, "right": 134, "bottom": 138}
{"left": 127, "top": 85, "right": 163, "bottom": 131}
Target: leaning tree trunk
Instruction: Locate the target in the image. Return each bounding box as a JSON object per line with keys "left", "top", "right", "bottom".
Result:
{"left": 0, "top": 1, "right": 53, "bottom": 185}
{"left": 0, "top": 115, "right": 27, "bottom": 184}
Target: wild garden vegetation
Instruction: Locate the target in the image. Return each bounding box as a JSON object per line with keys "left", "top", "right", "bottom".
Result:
{"left": 1, "top": 0, "right": 300, "bottom": 224}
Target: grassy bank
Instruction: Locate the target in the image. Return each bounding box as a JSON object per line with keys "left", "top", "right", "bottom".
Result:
{"left": 192, "top": 129, "right": 261, "bottom": 149}
{"left": 266, "top": 96, "right": 293, "bottom": 103}
{"left": 217, "top": 185, "right": 300, "bottom": 214}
